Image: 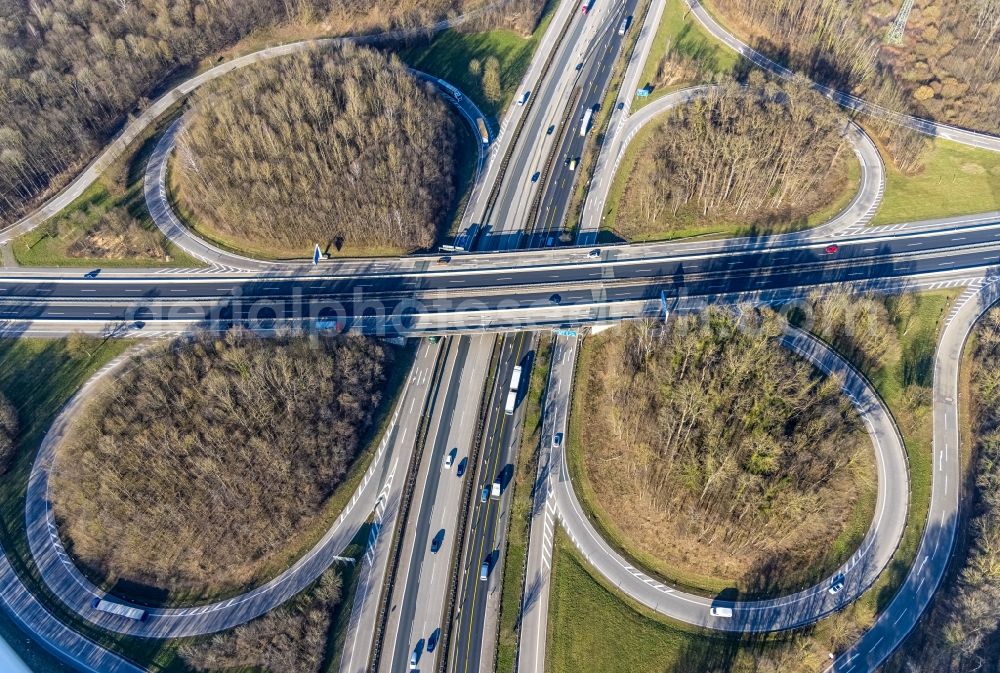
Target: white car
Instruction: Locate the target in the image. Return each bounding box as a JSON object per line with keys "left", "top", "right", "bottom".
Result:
{"left": 828, "top": 575, "right": 846, "bottom": 595}
{"left": 710, "top": 606, "right": 733, "bottom": 618}
{"left": 517, "top": 91, "right": 530, "bottom": 106}
{"left": 444, "top": 448, "right": 456, "bottom": 469}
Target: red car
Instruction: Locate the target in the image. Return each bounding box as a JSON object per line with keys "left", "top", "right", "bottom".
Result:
{"left": 581, "top": 0, "right": 590, "bottom": 14}
{"left": 824, "top": 244, "right": 839, "bottom": 254}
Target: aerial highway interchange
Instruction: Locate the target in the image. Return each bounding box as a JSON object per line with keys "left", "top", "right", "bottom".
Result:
{"left": 0, "top": 0, "right": 998, "bottom": 672}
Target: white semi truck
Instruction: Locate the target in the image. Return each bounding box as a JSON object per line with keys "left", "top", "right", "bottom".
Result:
{"left": 504, "top": 365, "right": 523, "bottom": 415}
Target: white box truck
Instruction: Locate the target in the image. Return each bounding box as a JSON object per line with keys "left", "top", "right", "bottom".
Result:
{"left": 580, "top": 107, "right": 593, "bottom": 137}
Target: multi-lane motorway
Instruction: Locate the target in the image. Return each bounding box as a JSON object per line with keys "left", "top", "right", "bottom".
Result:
{"left": 379, "top": 335, "right": 492, "bottom": 673}
{"left": 451, "top": 334, "right": 531, "bottom": 673}
{"left": 4, "top": 223, "right": 1000, "bottom": 335}
{"left": 2, "top": 0, "right": 1000, "bottom": 671}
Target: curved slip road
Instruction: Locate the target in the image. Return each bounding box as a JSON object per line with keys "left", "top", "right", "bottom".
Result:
{"left": 144, "top": 70, "right": 492, "bottom": 272}
{"left": 0, "top": 1, "right": 505, "bottom": 246}
{"left": 824, "top": 278, "right": 999, "bottom": 672}
{"left": 0, "top": 550, "right": 142, "bottom": 673}
{"left": 683, "top": 0, "right": 1000, "bottom": 152}
{"left": 552, "top": 325, "right": 908, "bottom": 631}
{"left": 24, "top": 341, "right": 439, "bottom": 638}
{"left": 579, "top": 84, "right": 886, "bottom": 244}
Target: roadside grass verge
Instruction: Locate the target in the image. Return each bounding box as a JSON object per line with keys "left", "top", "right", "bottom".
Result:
{"left": 397, "top": 1, "right": 557, "bottom": 121}
{"left": 495, "top": 334, "right": 553, "bottom": 673}
{"left": 632, "top": 0, "right": 740, "bottom": 110}
{"left": 0, "top": 337, "right": 133, "bottom": 672}
{"left": 838, "top": 291, "right": 956, "bottom": 616}
{"left": 552, "top": 290, "right": 957, "bottom": 670}
{"left": 0, "top": 337, "right": 173, "bottom": 670}
{"left": 871, "top": 138, "right": 1000, "bottom": 225}
{"left": 546, "top": 527, "right": 799, "bottom": 673}
{"left": 12, "top": 106, "right": 202, "bottom": 269}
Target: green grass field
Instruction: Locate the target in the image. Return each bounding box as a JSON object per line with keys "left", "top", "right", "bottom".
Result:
{"left": 12, "top": 110, "right": 202, "bottom": 269}
{"left": 397, "top": 1, "right": 557, "bottom": 120}
{"left": 632, "top": 0, "right": 740, "bottom": 110}
{"left": 546, "top": 528, "right": 797, "bottom": 673}
{"left": 496, "top": 334, "right": 552, "bottom": 673}
{"left": 872, "top": 139, "right": 1000, "bottom": 225}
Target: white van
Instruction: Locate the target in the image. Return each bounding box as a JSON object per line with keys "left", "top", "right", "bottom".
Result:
{"left": 710, "top": 606, "right": 733, "bottom": 618}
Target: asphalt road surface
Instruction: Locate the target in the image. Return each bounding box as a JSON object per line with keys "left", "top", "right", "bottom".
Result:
{"left": 4, "top": 223, "right": 1000, "bottom": 337}
{"left": 826, "top": 279, "right": 1000, "bottom": 672}
{"left": 451, "top": 333, "right": 532, "bottom": 673}
{"left": 530, "top": 0, "right": 640, "bottom": 245}
{"left": 380, "top": 335, "right": 493, "bottom": 673}
{"left": 516, "top": 332, "right": 577, "bottom": 673}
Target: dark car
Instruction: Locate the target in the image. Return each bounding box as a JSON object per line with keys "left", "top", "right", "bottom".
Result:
{"left": 427, "top": 628, "right": 441, "bottom": 652}
{"left": 547, "top": 125, "right": 555, "bottom": 135}
{"left": 531, "top": 171, "right": 541, "bottom": 183}
{"left": 457, "top": 457, "right": 468, "bottom": 477}
{"left": 83, "top": 268, "right": 101, "bottom": 279}
{"left": 431, "top": 529, "right": 446, "bottom": 553}
{"left": 550, "top": 293, "right": 562, "bottom": 305}
{"left": 481, "top": 485, "right": 490, "bottom": 503}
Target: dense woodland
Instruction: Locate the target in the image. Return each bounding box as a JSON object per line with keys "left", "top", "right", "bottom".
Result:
{"left": 52, "top": 330, "right": 392, "bottom": 595}
{"left": 888, "top": 307, "right": 1000, "bottom": 672}
{"left": 181, "top": 568, "right": 343, "bottom": 673}
{"left": 712, "top": 0, "right": 1000, "bottom": 158}
{"left": 0, "top": 393, "right": 15, "bottom": 474}
{"left": 0, "top": 0, "right": 544, "bottom": 230}
{"left": 618, "top": 77, "right": 852, "bottom": 239}
{"left": 579, "top": 309, "right": 869, "bottom": 589}
{"left": 173, "top": 45, "right": 457, "bottom": 253}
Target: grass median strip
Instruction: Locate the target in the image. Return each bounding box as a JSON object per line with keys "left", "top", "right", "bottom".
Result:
{"left": 12, "top": 106, "right": 202, "bottom": 269}
{"left": 495, "top": 334, "right": 553, "bottom": 673}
